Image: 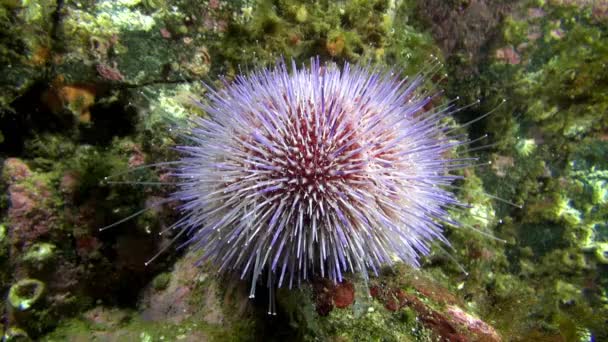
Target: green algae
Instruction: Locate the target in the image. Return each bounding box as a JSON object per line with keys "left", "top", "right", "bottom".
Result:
{"left": 0, "top": 223, "right": 6, "bottom": 244}
{"left": 151, "top": 272, "right": 171, "bottom": 291}
{"left": 1, "top": 138, "right": 165, "bottom": 337}
{"left": 184, "top": 0, "right": 438, "bottom": 74}
{"left": 279, "top": 278, "right": 434, "bottom": 342}
{"left": 42, "top": 258, "right": 257, "bottom": 342}
{"left": 0, "top": 0, "right": 55, "bottom": 109}
{"left": 453, "top": 1, "right": 608, "bottom": 338}
{"left": 42, "top": 313, "right": 253, "bottom": 342}
{"left": 363, "top": 1, "right": 608, "bottom": 338}
{"left": 22, "top": 242, "right": 56, "bottom": 265}
{"left": 320, "top": 302, "right": 432, "bottom": 342}
{"left": 594, "top": 242, "right": 608, "bottom": 264}
{"left": 0, "top": 223, "right": 9, "bottom": 313}
{"left": 14, "top": 133, "right": 155, "bottom": 238}
{"left": 486, "top": 3, "right": 608, "bottom": 143}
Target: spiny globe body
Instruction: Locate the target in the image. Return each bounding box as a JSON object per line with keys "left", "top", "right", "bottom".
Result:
{"left": 171, "top": 58, "right": 465, "bottom": 299}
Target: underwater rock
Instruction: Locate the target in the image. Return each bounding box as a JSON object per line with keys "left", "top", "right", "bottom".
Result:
{"left": 41, "top": 80, "right": 97, "bottom": 124}
{"left": 446, "top": 305, "right": 502, "bottom": 341}
{"left": 0, "top": 0, "right": 56, "bottom": 110}
{"left": 56, "top": 0, "right": 214, "bottom": 85}
{"left": 43, "top": 252, "right": 255, "bottom": 341}
{"left": 3, "top": 158, "right": 59, "bottom": 249}
{"left": 368, "top": 272, "right": 500, "bottom": 341}
{"left": 3, "top": 158, "right": 32, "bottom": 182}
{"left": 139, "top": 251, "right": 250, "bottom": 326}
{"left": 282, "top": 265, "right": 501, "bottom": 341}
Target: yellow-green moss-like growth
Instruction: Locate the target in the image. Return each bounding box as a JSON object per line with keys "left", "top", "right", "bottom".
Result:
{"left": 198, "top": 0, "right": 438, "bottom": 75}
{"left": 487, "top": 3, "right": 608, "bottom": 143}
{"left": 22, "top": 242, "right": 56, "bottom": 265}
{"left": 468, "top": 2, "right": 608, "bottom": 339}
{"left": 9, "top": 278, "right": 46, "bottom": 311}
{"left": 2, "top": 326, "right": 30, "bottom": 342}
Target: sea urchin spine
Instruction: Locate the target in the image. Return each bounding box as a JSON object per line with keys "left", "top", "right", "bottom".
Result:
{"left": 170, "top": 57, "right": 469, "bottom": 310}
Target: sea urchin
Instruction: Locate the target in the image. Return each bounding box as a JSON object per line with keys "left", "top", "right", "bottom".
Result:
{"left": 170, "top": 57, "right": 470, "bottom": 311}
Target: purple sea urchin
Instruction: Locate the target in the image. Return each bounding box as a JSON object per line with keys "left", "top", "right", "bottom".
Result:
{"left": 170, "top": 58, "right": 470, "bottom": 309}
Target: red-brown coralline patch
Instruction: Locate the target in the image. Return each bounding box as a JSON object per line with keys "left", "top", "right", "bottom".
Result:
{"left": 332, "top": 281, "right": 355, "bottom": 308}
{"left": 312, "top": 278, "right": 356, "bottom": 315}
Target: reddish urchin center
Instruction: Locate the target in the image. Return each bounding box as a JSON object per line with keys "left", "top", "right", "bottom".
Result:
{"left": 246, "top": 96, "right": 375, "bottom": 206}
